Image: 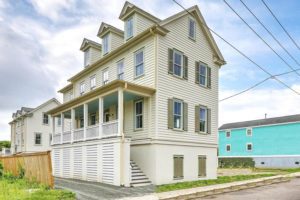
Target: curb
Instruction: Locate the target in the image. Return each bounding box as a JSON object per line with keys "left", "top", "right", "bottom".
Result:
{"left": 158, "top": 174, "right": 296, "bottom": 200}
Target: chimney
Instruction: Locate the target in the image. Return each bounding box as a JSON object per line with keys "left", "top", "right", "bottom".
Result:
{"left": 265, "top": 113, "right": 267, "bottom": 119}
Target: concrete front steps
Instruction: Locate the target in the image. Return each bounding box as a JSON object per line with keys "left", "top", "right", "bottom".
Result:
{"left": 130, "top": 160, "right": 151, "bottom": 187}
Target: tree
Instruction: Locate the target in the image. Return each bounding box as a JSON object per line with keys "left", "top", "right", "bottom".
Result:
{"left": 0, "top": 141, "right": 11, "bottom": 151}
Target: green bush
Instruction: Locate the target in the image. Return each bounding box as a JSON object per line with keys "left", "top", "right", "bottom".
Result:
{"left": 219, "top": 157, "right": 255, "bottom": 168}
{"left": 0, "top": 162, "right": 3, "bottom": 177}
{"left": 18, "top": 164, "right": 25, "bottom": 179}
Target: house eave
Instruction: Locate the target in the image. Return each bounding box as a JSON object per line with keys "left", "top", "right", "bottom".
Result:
{"left": 58, "top": 84, "right": 73, "bottom": 93}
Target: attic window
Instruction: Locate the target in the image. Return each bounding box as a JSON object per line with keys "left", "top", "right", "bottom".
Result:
{"left": 189, "top": 18, "right": 196, "bottom": 40}
{"left": 125, "top": 16, "right": 133, "bottom": 40}
{"left": 84, "top": 49, "right": 90, "bottom": 66}
{"left": 102, "top": 34, "right": 110, "bottom": 55}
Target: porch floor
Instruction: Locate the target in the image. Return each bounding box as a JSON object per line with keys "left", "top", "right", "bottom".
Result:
{"left": 54, "top": 177, "right": 155, "bottom": 200}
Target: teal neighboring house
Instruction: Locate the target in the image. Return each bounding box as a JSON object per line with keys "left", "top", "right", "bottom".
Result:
{"left": 219, "top": 114, "right": 300, "bottom": 168}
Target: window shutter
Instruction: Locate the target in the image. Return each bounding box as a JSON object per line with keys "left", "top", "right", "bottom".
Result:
{"left": 195, "top": 105, "right": 200, "bottom": 132}
{"left": 183, "top": 102, "right": 188, "bottom": 131}
{"left": 168, "top": 48, "right": 174, "bottom": 74}
{"left": 195, "top": 61, "right": 200, "bottom": 84}
{"left": 198, "top": 156, "right": 207, "bottom": 177}
{"left": 168, "top": 99, "right": 174, "bottom": 129}
{"left": 183, "top": 55, "right": 188, "bottom": 79}
{"left": 207, "top": 67, "right": 211, "bottom": 88}
{"left": 207, "top": 108, "right": 211, "bottom": 134}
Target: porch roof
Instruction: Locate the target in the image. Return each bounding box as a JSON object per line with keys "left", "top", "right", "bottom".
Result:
{"left": 47, "top": 80, "right": 155, "bottom": 115}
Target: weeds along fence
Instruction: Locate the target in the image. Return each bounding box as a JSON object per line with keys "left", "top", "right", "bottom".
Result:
{"left": 0, "top": 151, "right": 53, "bottom": 188}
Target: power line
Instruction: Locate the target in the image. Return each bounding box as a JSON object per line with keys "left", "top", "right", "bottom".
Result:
{"left": 224, "top": 0, "right": 300, "bottom": 77}
{"left": 220, "top": 68, "right": 300, "bottom": 102}
{"left": 240, "top": 0, "right": 300, "bottom": 68}
{"left": 261, "top": 0, "right": 300, "bottom": 52}
{"left": 172, "top": 0, "right": 300, "bottom": 95}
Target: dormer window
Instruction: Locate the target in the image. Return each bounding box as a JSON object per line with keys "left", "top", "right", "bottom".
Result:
{"left": 102, "top": 34, "right": 110, "bottom": 55}
{"left": 84, "top": 49, "right": 90, "bottom": 66}
{"left": 125, "top": 16, "right": 133, "bottom": 40}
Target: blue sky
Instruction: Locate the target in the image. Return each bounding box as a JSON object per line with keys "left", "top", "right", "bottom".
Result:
{"left": 1, "top": 0, "right": 300, "bottom": 140}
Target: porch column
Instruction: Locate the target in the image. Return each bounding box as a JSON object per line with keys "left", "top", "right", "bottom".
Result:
{"left": 84, "top": 103, "right": 88, "bottom": 140}
{"left": 98, "top": 97, "right": 103, "bottom": 139}
{"left": 61, "top": 113, "right": 64, "bottom": 144}
{"left": 118, "top": 87, "right": 124, "bottom": 137}
{"left": 51, "top": 116, "right": 55, "bottom": 145}
{"left": 71, "top": 109, "right": 75, "bottom": 143}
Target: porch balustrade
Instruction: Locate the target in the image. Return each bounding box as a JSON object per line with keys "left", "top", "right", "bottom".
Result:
{"left": 86, "top": 125, "right": 99, "bottom": 139}
{"left": 62, "top": 131, "right": 71, "bottom": 143}
{"left": 102, "top": 120, "right": 118, "bottom": 137}
{"left": 53, "top": 133, "right": 61, "bottom": 144}
{"left": 73, "top": 128, "right": 84, "bottom": 142}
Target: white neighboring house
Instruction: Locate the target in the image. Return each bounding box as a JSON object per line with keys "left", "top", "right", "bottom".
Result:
{"left": 48, "top": 2, "right": 225, "bottom": 187}
{"left": 10, "top": 98, "right": 61, "bottom": 154}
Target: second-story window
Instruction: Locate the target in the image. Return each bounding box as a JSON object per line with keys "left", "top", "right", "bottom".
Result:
{"left": 189, "top": 18, "right": 196, "bottom": 40}
{"left": 43, "top": 113, "right": 49, "bottom": 125}
{"left": 117, "top": 60, "right": 124, "bottom": 80}
{"left": 173, "top": 100, "right": 183, "bottom": 129}
{"left": 135, "top": 49, "right": 144, "bottom": 77}
{"left": 126, "top": 16, "right": 133, "bottom": 40}
{"left": 200, "top": 64, "right": 207, "bottom": 86}
{"left": 173, "top": 50, "right": 183, "bottom": 77}
{"left": 103, "top": 34, "right": 110, "bottom": 55}
{"left": 90, "top": 75, "right": 96, "bottom": 90}
{"left": 84, "top": 49, "right": 90, "bottom": 66}
{"left": 35, "top": 133, "right": 42, "bottom": 145}
{"left": 196, "top": 61, "right": 211, "bottom": 88}
{"left": 80, "top": 82, "right": 85, "bottom": 95}
{"left": 135, "top": 100, "right": 143, "bottom": 129}
{"left": 103, "top": 69, "right": 109, "bottom": 85}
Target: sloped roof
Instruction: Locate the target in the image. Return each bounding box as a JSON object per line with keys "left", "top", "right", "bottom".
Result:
{"left": 219, "top": 114, "right": 300, "bottom": 130}
{"left": 21, "top": 107, "right": 34, "bottom": 113}
{"left": 80, "top": 38, "right": 102, "bottom": 51}
{"left": 119, "top": 1, "right": 161, "bottom": 22}
{"left": 97, "top": 22, "right": 124, "bottom": 38}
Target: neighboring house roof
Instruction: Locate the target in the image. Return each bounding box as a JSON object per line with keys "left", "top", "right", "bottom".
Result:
{"left": 80, "top": 38, "right": 102, "bottom": 51}
{"left": 9, "top": 98, "right": 61, "bottom": 124}
{"left": 119, "top": 1, "right": 161, "bottom": 23}
{"left": 219, "top": 114, "right": 300, "bottom": 130}
{"left": 97, "top": 22, "right": 124, "bottom": 38}
{"left": 159, "top": 5, "right": 225, "bottom": 65}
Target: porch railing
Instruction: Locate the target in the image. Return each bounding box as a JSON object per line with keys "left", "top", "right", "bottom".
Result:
{"left": 102, "top": 120, "right": 118, "bottom": 137}
{"left": 62, "top": 131, "right": 71, "bottom": 143}
{"left": 73, "top": 128, "right": 84, "bottom": 142}
{"left": 53, "top": 133, "right": 61, "bottom": 145}
{"left": 86, "top": 125, "right": 99, "bottom": 139}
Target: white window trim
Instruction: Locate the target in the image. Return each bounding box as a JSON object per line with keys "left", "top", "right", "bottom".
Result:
{"left": 199, "top": 106, "right": 207, "bottom": 133}
{"left": 188, "top": 17, "right": 196, "bottom": 40}
{"left": 90, "top": 75, "right": 96, "bottom": 90}
{"left": 173, "top": 99, "right": 183, "bottom": 130}
{"left": 80, "top": 81, "right": 85, "bottom": 95}
{"left": 199, "top": 63, "right": 208, "bottom": 87}
{"left": 173, "top": 50, "right": 183, "bottom": 78}
{"left": 42, "top": 113, "right": 49, "bottom": 125}
{"left": 102, "top": 34, "right": 110, "bottom": 55}
{"left": 246, "top": 143, "right": 253, "bottom": 151}
{"left": 102, "top": 69, "right": 109, "bottom": 85}
{"left": 117, "top": 59, "right": 124, "bottom": 80}
{"left": 84, "top": 49, "right": 90, "bottom": 66}
{"left": 134, "top": 48, "right": 144, "bottom": 78}
{"left": 34, "top": 132, "right": 42, "bottom": 145}
{"left": 226, "top": 130, "right": 231, "bottom": 138}
{"left": 134, "top": 99, "right": 143, "bottom": 130}
{"left": 246, "top": 128, "right": 252, "bottom": 136}
{"left": 125, "top": 16, "right": 134, "bottom": 40}
{"left": 226, "top": 144, "right": 231, "bottom": 152}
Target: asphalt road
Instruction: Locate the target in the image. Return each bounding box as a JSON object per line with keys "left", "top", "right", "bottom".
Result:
{"left": 202, "top": 178, "right": 300, "bottom": 200}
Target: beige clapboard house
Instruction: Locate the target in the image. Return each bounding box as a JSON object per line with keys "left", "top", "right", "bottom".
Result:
{"left": 48, "top": 2, "right": 225, "bottom": 187}
{"left": 10, "top": 98, "right": 61, "bottom": 154}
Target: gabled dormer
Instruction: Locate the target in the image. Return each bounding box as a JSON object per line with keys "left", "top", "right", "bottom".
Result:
{"left": 119, "top": 1, "right": 161, "bottom": 41}
{"left": 80, "top": 38, "right": 102, "bottom": 67}
{"left": 97, "top": 22, "right": 124, "bottom": 56}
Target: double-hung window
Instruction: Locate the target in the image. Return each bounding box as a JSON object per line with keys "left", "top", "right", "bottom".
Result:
{"left": 134, "top": 100, "right": 143, "bottom": 129}
{"left": 199, "top": 63, "right": 207, "bottom": 86}
{"left": 247, "top": 143, "right": 252, "bottom": 151}
{"left": 226, "top": 130, "right": 231, "bottom": 138}
{"left": 43, "top": 113, "right": 49, "bottom": 125}
{"left": 35, "top": 133, "right": 42, "bottom": 145}
{"left": 226, "top": 144, "right": 231, "bottom": 152}
{"left": 126, "top": 17, "right": 133, "bottom": 40}
{"left": 117, "top": 60, "right": 124, "bottom": 80}
{"left": 84, "top": 49, "right": 90, "bottom": 66}
{"left": 80, "top": 82, "right": 85, "bottom": 95}
{"left": 102, "top": 34, "right": 110, "bottom": 55}
{"left": 103, "top": 69, "right": 109, "bottom": 85}
{"left": 173, "top": 50, "right": 183, "bottom": 77}
{"left": 199, "top": 107, "right": 207, "bottom": 133}
{"left": 189, "top": 18, "right": 196, "bottom": 40}
{"left": 57, "top": 117, "right": 61, "bottom": 126}
{"left": 90, "top": 75, "right": 96, "bottom": 89}
{"left": 173, "top": 100, "right": 183, "bottom": 129}
{"left": 135, "top": 49, "right": 144, "bottom": 77}
{"left": 246, "top": 128, "right": 252, "bottom": 136}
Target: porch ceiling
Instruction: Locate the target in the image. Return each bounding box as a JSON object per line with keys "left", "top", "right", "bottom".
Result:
{"left": 47, "top": 80, "right": 155, "bottom": 116}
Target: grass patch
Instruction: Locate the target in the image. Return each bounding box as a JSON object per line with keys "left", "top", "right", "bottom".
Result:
{"left": 156, "top": 174, "right": 275, "bottom": 193}
{"left": 0, "top": 177, "right": 75, "bottom": 200}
